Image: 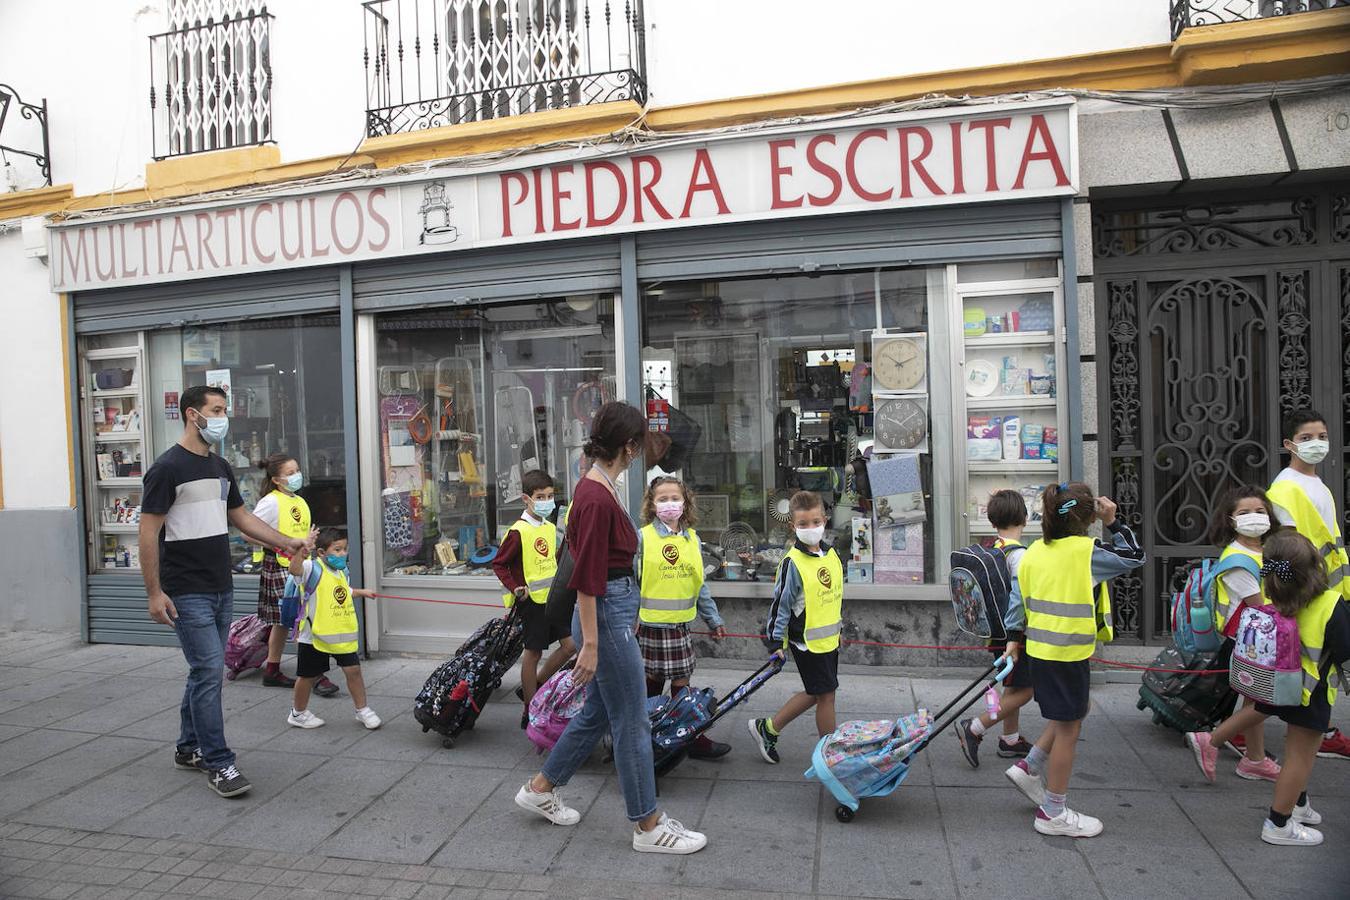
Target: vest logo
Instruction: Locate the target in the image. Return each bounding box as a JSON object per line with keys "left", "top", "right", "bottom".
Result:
{"left": 333, "top": 585, "right": 348, "bottom": 605}
{"left": 533, "top": 536, "right": 550, "bottom": 557}
{"left": 662, "top": 543, "right": 680, "bottom": 565}
{"left": 817, "top": 567, "right": 833, "bottom": 589}
{"left": 290, "top": 506, "right": 303, "bottom": 523}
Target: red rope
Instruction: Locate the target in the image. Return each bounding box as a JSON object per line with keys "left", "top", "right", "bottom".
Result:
{"left": 365, "top": 592, "right": 1228, "bottom": 674}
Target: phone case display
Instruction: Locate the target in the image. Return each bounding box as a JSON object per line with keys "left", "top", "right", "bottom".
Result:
{"left": 84, "top": 344, "right": 149, "bottom": 570}
{"left": 960, "top": 288, "right": 1066, "bottom": 538}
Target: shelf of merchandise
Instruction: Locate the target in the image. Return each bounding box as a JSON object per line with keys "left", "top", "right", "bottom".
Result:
{"left": 963, "top": 332, "right": 1054, "bottom": 348}
{"left": 965, "top": 395, "right": 1057, "bottom": 410}
{"left": 84, "top": 343, "right": 149, "bottom": 572}
{"left": 967, "top": 461, "right": 1059, "bottom": 474}
{"left": 96, "top": 476, "right": 143, "bottom": 487}
{"left": 88, "top": 388, "right": 141, "bottom": 400}
{"left": 100, "top": 523, "right": 140, "bottom": 534}
{"left": 92, "top": 431, "right": 142, "bottom": 443}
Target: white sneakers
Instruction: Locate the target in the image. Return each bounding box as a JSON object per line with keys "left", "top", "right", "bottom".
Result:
{"left": 633, "top": 813, "right": 707, "bottom": 855}
{"left": 1005, "top": 763, "right": 1046, "bottom": 806}
{"left": 1262, "top": 818, "right": 1323, "bottom": 846}
{"left": 355, "top": 707, "right": 382, "bottom": 730}
{"left": 1034, "top": 807, "right": 1103, "bottom": 838}
{"left": 287, "top": 708, "right": 325, "bottom": 729}
{"left": 1293, "top": 797, "right": 1322, "bottom": 825}
{"left": 515, "top": 783, "right": 581, "bottom": 826}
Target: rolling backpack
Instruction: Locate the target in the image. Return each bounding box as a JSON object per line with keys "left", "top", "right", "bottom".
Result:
{"left": 525, "top": 664, "right": 588, "bottom": 752}
{"left": 947, "top": 542, "right": 1023, "bottom": 641}
{"left": 648, "top": 686, "right": 715, "bottom": 753}
{"left": 1228, "top": 605, "right": 1304, "bottom": 706}
{"left": 224, "top": 614, "right": 270, "bottom": 680}
{"left": 1170, "top": 556, "right": 1261, "bottom": 655}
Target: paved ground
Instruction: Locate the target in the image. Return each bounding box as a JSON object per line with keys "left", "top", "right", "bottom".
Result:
{"left": 0, "top": 630, "right": 1347, "bottom": 900}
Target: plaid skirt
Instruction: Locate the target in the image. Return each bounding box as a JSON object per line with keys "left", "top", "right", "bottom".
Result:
{"left": 256, "top": 552, "right": 287, "bottom": 625}
{"left": 637, "top": 622, "right": 696, "bottom": 681}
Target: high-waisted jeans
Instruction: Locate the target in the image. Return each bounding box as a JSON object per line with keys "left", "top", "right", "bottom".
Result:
{"left": 541, "top": 575, "right": 657, "bottom": 821}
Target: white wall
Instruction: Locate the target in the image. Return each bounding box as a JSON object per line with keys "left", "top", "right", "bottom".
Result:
{"left": 0, "top": 229, "right": 72, "bottom": 509}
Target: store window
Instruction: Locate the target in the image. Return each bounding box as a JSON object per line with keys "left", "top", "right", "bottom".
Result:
{"left": 374, "top": 295, "right": 616, "bottom": 577}
{"left": 640, "top": 268, "right": 947, "bottom": 587}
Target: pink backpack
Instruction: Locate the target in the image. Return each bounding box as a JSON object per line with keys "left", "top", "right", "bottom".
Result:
{"left": 1228, "top": 605, "right": 1303, "bottom": 707}
{"left": 224, "top": 614, "right": 272, "bottom": 680}
{"left": 526, "top": 667, "right": 588, "bottom": 752}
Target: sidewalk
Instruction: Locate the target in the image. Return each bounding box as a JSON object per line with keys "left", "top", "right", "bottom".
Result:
{"left": 0, "top": 631, "right": 1346, "bottom": 900}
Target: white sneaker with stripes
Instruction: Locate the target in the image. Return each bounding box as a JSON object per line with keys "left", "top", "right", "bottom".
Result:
{"left": 632, "top": 813, "right": 707, "bottom": 855}
{"left": 514, "top": 783, "right": 581, "bottom": 826}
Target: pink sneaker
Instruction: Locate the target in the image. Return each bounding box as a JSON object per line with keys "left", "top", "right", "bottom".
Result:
{"left": 1186, "top": 732, "right": 1217, "bottom": 783}
{"left": 1235, "top": 756, "right": 1281, "bottom": 782}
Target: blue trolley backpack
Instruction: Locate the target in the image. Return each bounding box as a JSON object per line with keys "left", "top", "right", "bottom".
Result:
{"left": 948, "top": 542, "right": 1022, "bottom": 641}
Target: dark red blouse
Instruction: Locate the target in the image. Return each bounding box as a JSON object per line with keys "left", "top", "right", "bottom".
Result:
{"left": 566, "top": 476, "right": 638, "bottom": 598}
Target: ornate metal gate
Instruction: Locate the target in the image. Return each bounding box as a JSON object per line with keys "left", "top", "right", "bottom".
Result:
{"left": 1094, "top": 186, "right": 1350, "bottom": 641}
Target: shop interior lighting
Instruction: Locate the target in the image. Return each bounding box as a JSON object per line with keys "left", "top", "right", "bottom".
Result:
{"left": 497, "top": 324, "right": 602, "bottom": 342}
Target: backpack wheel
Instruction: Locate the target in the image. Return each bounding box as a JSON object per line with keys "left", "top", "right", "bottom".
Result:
{"left": 441, "top": 736, "right": 456, "bottom": 749}
{"left": 834, "top": 805, "right": 855, "bottom": 823}
{"left": 421, "top": 724, "right": 430, "bottom": 733}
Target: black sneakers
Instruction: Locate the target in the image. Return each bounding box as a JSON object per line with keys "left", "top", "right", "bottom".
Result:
{"left": 748, "top": 718, "right": 780, "bottom": 764}
{"left": 313, "top": 675, "right": 341, "bottom": 697}
{"left": 207, "top": 765, "right": 252, "bottom": 798}
{"left": 997, "top": 736, "right": 1034, "bottom": 758}
{"left": 173, "top": 746, "right": 205, "bottom": 772}
{"left": 956, "top": 718, "right": 982, "bottom": 769}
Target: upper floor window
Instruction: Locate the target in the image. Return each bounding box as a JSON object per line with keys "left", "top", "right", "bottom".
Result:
{"left": 150, "top": 0, "right": 274, "bottom": 159}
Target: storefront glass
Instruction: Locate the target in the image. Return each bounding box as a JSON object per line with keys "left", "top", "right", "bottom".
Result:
{"left": 373, "top": 295, "right": 616, "bottom": 577}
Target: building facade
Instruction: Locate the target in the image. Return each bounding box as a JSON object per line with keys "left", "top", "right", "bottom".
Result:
{"left": 2, "top": 0, "right": 1347, "bottom": 661}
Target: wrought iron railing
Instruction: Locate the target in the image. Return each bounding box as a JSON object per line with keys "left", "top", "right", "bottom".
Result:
{"left": 149, "top": 10, "right": 274, "bottom": 159}
{"left": 0, "top": 82, "right": 51, "bottom": 188}
{"left": 1170, "top": 0, "right": 1348, "bottom": 40}
{"left": 363, "top": 0, "right": 646, "bottom": 138}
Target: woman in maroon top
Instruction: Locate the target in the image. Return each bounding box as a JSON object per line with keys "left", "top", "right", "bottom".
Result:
{"left": 513, "top": 402, "right": 708, "bottom": 855}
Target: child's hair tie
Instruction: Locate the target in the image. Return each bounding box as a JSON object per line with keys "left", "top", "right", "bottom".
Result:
{"left": 1057, "top": 482, "right": 1069, "bottom": 491}
{"left": 1057, "top": 498, "right": 1078, "bottom": 515}
{"left": 1260, "top": 559, "right": 1296, "bottom": 581}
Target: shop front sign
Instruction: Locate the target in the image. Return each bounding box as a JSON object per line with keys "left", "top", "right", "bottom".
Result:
{"left": 50, "top": 99, "right": 1075, "bottom": 292}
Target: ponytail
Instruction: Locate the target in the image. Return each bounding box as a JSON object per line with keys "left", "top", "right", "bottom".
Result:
{"left": 256, "top": 452, "right": 295, "bottom": 498}
{"left": 1041, "top": 481, "right": 1095, "bottom": 543}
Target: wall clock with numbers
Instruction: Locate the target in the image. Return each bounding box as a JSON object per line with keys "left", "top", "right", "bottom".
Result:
{"left": 874, "top": 397, "right": 928, "bottom": 452}
{"left": 872, "top": 334, "right": 927, "bottom": 392}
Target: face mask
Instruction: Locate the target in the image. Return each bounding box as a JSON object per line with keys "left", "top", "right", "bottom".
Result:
{"left": 193, "top": 412, "right": 229, "bottom": 445}
{"left": 324, "top": 554, "right": 348, "bottom": 571}
{"left": 1233, "top": 512, "right": 1270, "bottom": 538}
{"left": 284, "top": 472, "right": 304, "bottom": 492}
{"left": 533, "top": 499, "right": 556, "bottom": 518}
{"left": 1291, "top": 438, "right": 1330, "bottom": 465}
{"left": 655, "top": 500, "right": 684, "bottom": 524}
{"left": 796, "top": 525, "right": 826, "bottom": 546}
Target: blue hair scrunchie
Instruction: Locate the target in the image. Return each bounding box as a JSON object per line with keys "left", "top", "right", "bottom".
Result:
{"left": 1260, "top": 559, "right": 1296, "bottom": 581}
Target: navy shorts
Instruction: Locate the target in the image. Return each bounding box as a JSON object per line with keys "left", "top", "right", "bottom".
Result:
{"left": 1030, "top": 657, "right": 1091, "bottom": 721}
{"left": 790, "top": 645, "right": 839, "bottom": 696}
{"left": 296, "top": 641, "right": 359, "bottom": 677}
{"left": 518, "top": 600, "right": 570, "bottom": 652}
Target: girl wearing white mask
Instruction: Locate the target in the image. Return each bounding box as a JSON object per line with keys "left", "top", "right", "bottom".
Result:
{"left": 1186, "top": 486, "right": 1280, "bottom": 783}
{"left": 634, "top": 476, "right": 730, "bottom": 759}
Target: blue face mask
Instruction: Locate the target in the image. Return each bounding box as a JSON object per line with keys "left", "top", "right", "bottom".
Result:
{"left": 284, "top": 472, "right": 304, "bottom": 492}
{"left": 193, "top": 411, "right": 229, "bottom": 445}
{"left": 324, "top": 554, "right": 348, "bottom": 571}
{"left": 533, "top": 499, "right": 556, "bottom": 518}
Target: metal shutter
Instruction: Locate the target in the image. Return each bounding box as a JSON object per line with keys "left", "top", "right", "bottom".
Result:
{"left": 86, "top": 576, "right": 260, "bottom": 646}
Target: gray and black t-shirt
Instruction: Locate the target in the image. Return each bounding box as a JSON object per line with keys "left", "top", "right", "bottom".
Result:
{"left": 141, "top": 444, "right": 244, "bottom": 595}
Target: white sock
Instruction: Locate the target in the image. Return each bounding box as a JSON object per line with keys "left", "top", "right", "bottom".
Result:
{"left": 291, "top": 708, "right": 304, "bottom": 717}
{"left": 970, "top": 719, "right": 987, "bottom": 737}
{"left": 1003, "top": 731, "right": 1020, "bottom": 743}
{"left": 356, "top": 706, "right": 372, "bottom": 715}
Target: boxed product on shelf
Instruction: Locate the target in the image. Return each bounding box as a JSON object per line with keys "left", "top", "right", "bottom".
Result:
{"left": 968, "top": 438, "right": 1001, "bottom": 461}
{"left": 847, "top": 562, "right": 873, "bottom": 584}
{"left": 1043, "top": 426, "right": 1059, "bottom": 445}
{"left": 1023, "top": 443, "right": 1044, "bottom": 460}
{"left": 1021, "top": 423, "right": 1044, "bottom": 444}
{"left": 1020, "top": 485, "right": 1045, "bottom": 521}
{"left": 1030, "top": 374, "right": 1055, "bottom": 395}
{"left": 968, "top": 415, "right": 1001, "bottom": 439}
{"left": 1001, "top": 416, "right": 1021, "bottom": 460}
{"left": 1044, "top": 443, "right": 1059, "bottom": 462}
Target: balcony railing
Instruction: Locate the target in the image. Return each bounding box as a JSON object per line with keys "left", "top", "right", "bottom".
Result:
{"left": 0, "top": 82, "right": 51, "bottom": 188}
{"left": 149, "top": 10, "right": 274, "bottom": 159}
{"left": 1170, "top": 0, "right": 1347, "bottom": 40}
{"left": 363, "top": 0, "right": 647, "bottom": 138}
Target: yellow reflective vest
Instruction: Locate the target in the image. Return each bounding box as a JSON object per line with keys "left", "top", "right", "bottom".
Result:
{"left": 252, "top": 492, "right": 310, "bottom": 567}
{"left": 1214, "top": 544, "right": 1265, "bottom": 634}
{"left": 1019, "top": 535, "right": 1113, "bottom": 662}
{"left": 1296, "top": 588, "right": 1342, "bottom": 708}
{"left": 784, "top": 545, "right": 844, "bottom": 653}
{"left": 1268, "top": 478, "right": 1350, "bottom": 600}
{"left": 297, "top": 560, "right": 359, "bottom": 655}
{"left": 501, "top": 517, "right": 558, "bottom": 607}
{"left": 638, "top": 523, "right": 703, "bottom": 625}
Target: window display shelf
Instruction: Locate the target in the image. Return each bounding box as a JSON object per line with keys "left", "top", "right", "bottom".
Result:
{"left": 966, "top": 395, "right": 1056, "bottom": 410}
{"left": 92, "top": 431, "right": 142, "bottom": 443}
{"left": 970, "top": 522, "right": 1043, "bottom": 537}
{"left": 89, "top": 388, "right": 141, "bottom": 399}
{"left": 101, "top": 523, "right": 140, "bottom": 534}
{"left": 964, "top": 333, "right": 1054, "bottom": 348}
{"left": 97, "top": 476, "right": 142, "bottom": 487}
{"left": 967, "top": 461, "right": 1058, "bottom": 474}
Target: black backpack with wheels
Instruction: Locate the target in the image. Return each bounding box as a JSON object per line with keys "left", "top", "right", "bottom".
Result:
{"left": 1136, "top": 643, "right": 1237, "bottom": 734}
{"left": 414, "top": 605, "right": 524, "bottom": 748}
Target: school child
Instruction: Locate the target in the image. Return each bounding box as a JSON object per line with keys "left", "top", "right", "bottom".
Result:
{"left": 285, "top": 528, "right": 381, "bottom": 730}
{"left": 955, "top": 489, "right": 1035, "bottom": 767}
{"left": 748, "top": 490, "right": 844, "bottom": 764}
{"left": 1267, "top": 409, "right": 1350, "bottom": 760}
{"left": 492, "top": 470, "right": 575, "bottom": 729}
{"left": 1192, "top": 531, "right": 1348, "bottom": 846}
{"left": 636, "top": 476, "right": 730, "bottom": 759}
{"left": 248, "top": 453, "right": 337, "bottom": 696}
{"left": 1002, "top": 483, "right": 1145, "bottom": 837}
{"left": 1183, "top": 486, "right": 1281, "bottom": 780}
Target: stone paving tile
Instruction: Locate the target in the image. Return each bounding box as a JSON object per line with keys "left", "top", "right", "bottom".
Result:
{"left": 0, "top": 737, "right": 160, "bottom": 820}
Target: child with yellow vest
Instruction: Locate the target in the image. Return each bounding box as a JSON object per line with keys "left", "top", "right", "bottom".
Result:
{"left": 285, "top": 528, "right": 381, "bottom": 731}
{"left": 1191, "top": 531, "right": 1348, "bottom": 846}
{"left": 1002, "top": 482, "right": 1145, "bottom": 838}
{"left": 749, "top": 490, "right": 844, "bottom": 764}
{"left": 492, "top": 470, "right": 575, "bottom": 728}
{"left": 636, "top": 476, "right": 729, "bottom": 759}
{"left": 1183, "top": 486, "right": 1280, "bottom": 781}
{"left": 1267, "top": 409, "right": 1350, "bottom": 761}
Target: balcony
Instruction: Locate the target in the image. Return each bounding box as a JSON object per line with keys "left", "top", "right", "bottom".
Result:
{"left": 363, "top": 0, "right": 647, "bottom": 138}
{"left": 149, "top": 9, "right": 274, "bottom": 160}
{"left": 1170, "top": 0, "right": 1348, "bottom": 40}
{"left": 0, "top": 82, "right": 51, "bottom": 189}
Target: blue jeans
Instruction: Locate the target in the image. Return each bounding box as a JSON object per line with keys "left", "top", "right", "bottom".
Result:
{"left": 172, "top": 591, "right": 236, "bottom": 770}
{"left": 542, "top": 576, "right": 656, "bottom": 821}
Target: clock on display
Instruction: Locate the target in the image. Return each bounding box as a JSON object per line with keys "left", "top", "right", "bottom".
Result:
{"left": 874, "top": 398, "right": 928, "bottom": 451}
{"left": 872, "top": 336, "right": 926, "bottom": 391}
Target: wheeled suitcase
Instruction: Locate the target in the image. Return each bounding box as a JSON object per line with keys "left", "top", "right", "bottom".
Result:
{"left": 1136, "top": 643, "right": 1236, "bottom": 735}
{"left": 414, "top": 606, "right": 524, "bottom": 748}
